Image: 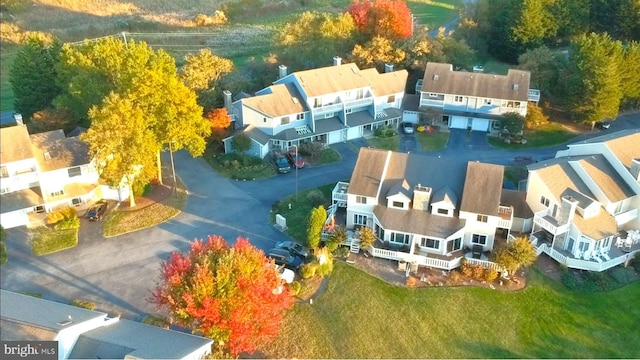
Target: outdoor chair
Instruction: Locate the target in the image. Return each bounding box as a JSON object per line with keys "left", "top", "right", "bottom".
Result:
{"left": 472, "top": 245, "right": 483, "bottom": 259}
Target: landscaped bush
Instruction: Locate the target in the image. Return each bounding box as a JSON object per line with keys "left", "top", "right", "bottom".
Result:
{"left": 374, "top": 125, "right": 398, "bottom": 138}
{"left": 609, "top": 267, "right": 636, "bottom": 284}
{"left": 287, "top": 281, "right": 302, "bottom": 297}
{"left": 47, "top": 207, "right": 79, "bottom": 230}
{"left": 326, "top": 226, "right": 346, "bottom": 252}
{"left": 70, "top": 299, "right": 95, "bottom": 310}
{"left": 632, "top": 254, "right": 640, "bottom": 272}
{"left": 406, "top": 276, "right": 418, "bottom": 287}
{"left": 333, "top": 246, "right": 350, "bottom": 259}
{"left": 472, "top": 264, "right": 484, "bottom": 279}
{"left": 300, "top": 263, "right": 318, "bottom": 279}
{"left": 306, "top": 189, "right": 327, "bottom": 207}
{"left": 460, "top": 259, "right": 473, "bottom": 277}
{"left": 484, "top": 268, "right": 498, "bottom": 282}
{"left": 449, "top": 270, "right": 461, "bottom": 284}
{"left": 299, "top": 142, "right": 324, "bottom": 160}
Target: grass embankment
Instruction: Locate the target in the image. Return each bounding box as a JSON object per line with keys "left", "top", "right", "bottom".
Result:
{"left": 103, "top": 186, "right": 187, "bottom": 237}
{"left": 30, "top": 227, "right": 78, "bottom": 256}
{"left": 262, "top": 263, "right": 640, "bottom": 358}
{"left": 489, "top": 122, "right": 578, "bottom": 149}
{"left": 271, "top": 184, "right": 336, "bottom": 243}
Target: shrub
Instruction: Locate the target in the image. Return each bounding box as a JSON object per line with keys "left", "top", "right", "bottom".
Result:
{"left": 54, "top": 217, "right": 80, "bottom": 230}
{"left": 70, "top": 299, "right": 95, "bottom": 310}
{"left": 326, "top": 226, "right": 346, "bottom": 252}
{"left": 406, "top": 276, "right": 418, "bottom": 287}
{"left": 333, "top": 246, "right": 350, "bottom": 259}
{"left": 472, "top": 264, "right": 484, "bottom": 279}
{"left": 460, "top": 260, "right": 473, "bottom": 277}
{"left": 47, "top": 207, "right": 79, "bottom": 229}
{"left": 287, "top": 281, "right": 302, "bottom": 297}
{"left": 484, "top": 268, "right": 498, "bottom": 282}
{"left": 299, "top": 263, "right": 317, "bottom": 279}
{"left": 358, "top": 226, "right": 376, "bottom": 249}
{"left": 306, "top": 189, "right": 327, "bottom": 207}
{"left": 315, "top": 248, "right": 334, "bottom": 277}
{"left": 609, "top": 267, "right": 635, "bottom": 284}
{"left": 449, "top": 270, "right": 461, "bottom": 284}
{"left": 299, "top": 142, "right": 324, "bottom": 160}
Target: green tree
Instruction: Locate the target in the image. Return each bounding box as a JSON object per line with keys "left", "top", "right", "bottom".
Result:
{"left": 326, "top": 225, "right": 346, "bottom": 252}
{"left": 511, "top": 0, "right": 558, "bottom": 48}
{"left": 81, "top": 93, "right": 159, "bottom": 207}
{"left": 358, "top": 226, "right": 376, "bottom": 249}
{"left": 277, "top": 11, "right": 357, "bottom": 70}
{"left": 307, "top": 205, "right": 327, "bottom": 250}
{"left": 231, "top": 133, "right": 252, "bottom": 153}
{"left": 180, "top": 49, "right": 233, "bottom": 112}
{"left": 10, "top": 37, "right": 62, "bottom": 119}
{"left": 491, "top": 237, "right": 537, "bottom": 275}
{"left": 151, "top": 236, "right": 295, "bottom": 356}
{"left": 567, "top": 33, "right": 624, "bottom": 125}
{"left": 589, "top": 0, "right": 640, "bottom": 41}
{"left": 620, "top": 41, "right": 640, "bottom": 109}
{"left": 551, "top": 0, "right": 590, "bottom": 39}
{"left": 56, "top": 38, "right": 210, "bottom": 184}
{"left": 350, "top": 35, "right": 406, "bottom": 70}
{"left": 518, "top": 46, "right": 565, "bottom": 95}
{"left": 525, "top": 103, "right": 549, "bottom": 129}
{"left": 499, "top": 112, "right": 525, "bottom": 135}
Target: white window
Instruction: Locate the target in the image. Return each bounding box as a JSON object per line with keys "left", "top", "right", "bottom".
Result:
{"left": 356, "top": 196, "right": 367, "bottom": 204}
{"left": 296, "top": 113, "right": 304, "bottom": 120}
{"left": 454, "top": 96, "right": 464, "bottom": 103}
{"left": 428, "top": 93, "right": 438, "bottom": 98}
{"left": 356, "top": 89, "right": 364, "bottom": 100}
{"left": 0, "top": 187, "right": 9, "bottom": 194}
{"left": 437, "top": 208, "right": 449, "bottom": 215}
{"left": 390, "top": 232, "right": 410, "bottom": 244}
{"left": 540, "top": 196, "right": 550, "bottom": 207}
{"left": 420, "top": 237, "right": 440, "bottom": 249}
{"left": 314, "top": 98, "right": 323, "bottom": 108}
{"left": 50, "top": 189, "right": 65, "bottom": 197}
{"left": 447, "top": 238, "right": 462, "bottom": 252}
{"left": 324, "top": 112, "right": 334, "bottom": 118}
{"left": 68, "top": 166, "right": 82, "bottom": 177}
{"left": 263, "top": 117, "right": 267, "bottom": 123}
{"left": 392, "top": 201, "right": 404, "bottom": 209}
{"left": 472, "top": 234, "right": 487, "bottom": 245}
{"left": 0, "top": 166, "right": 8, "bottom": 178}
{"left": 345, "top": 108, "right": 352, "bottom": 114}
{"left": 477, "top": 214, "right": 488, "bottom": 223}
{"left": 387, "top": 95, "right": 395, "bottom": 103}
{"left": 71, "top": 197, "right": 82, "bottom": 206}
{"left": 353, "top": 214, "right": 368, "bottom": 226}
{"left": 281, "top": 116, "right": 290, "bottom": 125}
{"left": 484, "top": 98, "right": 492, "bottom": 105}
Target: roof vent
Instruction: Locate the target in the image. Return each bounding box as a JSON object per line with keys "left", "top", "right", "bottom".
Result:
{"left": 44, "top": 151, "right": 51, "bottom": 160}
{"left": 513, "top": 84, "right": 519, "bottom": 90}
{"left": 433, "top": 74, "right": 439, "bottom": 81}
{"left": 292, "top": 97, "right": 299, "bottom": 104}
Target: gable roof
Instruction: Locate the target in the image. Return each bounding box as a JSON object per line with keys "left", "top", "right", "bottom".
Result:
{"left": 574, "top": 155, "right": 635, "bottom": 202}
{"left": 30, "top": 130, "right": 90, "bottom": 172}
{"left": 285, "top": 63, "right": 408, "bottom": 98}
{"left": 603, "top": 129, "right": 640, "bottom": 170}
{"left": 460, "top": 162, "right": 504, "bottom": 215}
{"left": 387, "top": 179, "right": 411, "bottom": 199}
{"left": 0, "top": 124, "right": 34, "bottom": 164}
{"left": 500, "top": 189, "right": 533, "bottom": 219}
{"left": 243, "top": 83, "right": 307, "bottom": 118}
{"left": 348, "top": 148, "right": 389, "bottom": 198}
{"left": 421, "top": 62, "right": 531, "bottom": 102}
{"left": 374, "top": 206, "right": 466, "bottom": 239}
{"left": 529, "top": 159, "right": 595, "bottom": 202}
{"left": 572, "top": 210, "right": 618, "bottom": 240}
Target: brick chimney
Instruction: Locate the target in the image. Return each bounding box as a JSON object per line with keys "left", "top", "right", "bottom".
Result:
{"left": 412, "top": 184, "right": 431, "bottom": 211}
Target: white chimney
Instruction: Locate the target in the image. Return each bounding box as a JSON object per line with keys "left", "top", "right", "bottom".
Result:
{"left": 557, "top": 195, "right": 579, "bottom": 223}
{"left": 278, "top": 65, "right": 288, "bottom": 79}
{"left": 223, "top": 90, "right": 232, "bottom": 111}
{"left": 412, "top": 184, "right": 431, "bottom": 211}
{"left": 384, "top": 64, "right": 394, "bottom": 73}
{"left": 14, "top": 113, "right": 23, "bottom": 125}
{"left": 333, "top": 56, "right": 342, "bottom": 66}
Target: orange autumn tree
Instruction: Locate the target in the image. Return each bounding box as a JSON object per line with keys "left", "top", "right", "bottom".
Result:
{"left": 347, "top": 0, "right": 413, "bottom": 40}
{"left": 206, "top": 107, "right": 231, "bottom": 142}
{"left": 151, "top": 235, "right": 295, "bottom": 356}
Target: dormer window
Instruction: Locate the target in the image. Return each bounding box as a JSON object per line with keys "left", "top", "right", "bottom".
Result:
{"left": 392, "top": 201, "right": 404, "bottom": 209}
{"left": 437, "top": 208, "right": 449, "bottom": 215}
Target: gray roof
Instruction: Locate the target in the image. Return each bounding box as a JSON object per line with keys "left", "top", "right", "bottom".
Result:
{"left": 30, "top": 130, "right": 91, "bottom": 172}
{"left": 0, "top": 124, "right": 34, "bottom": 164}
{"left": 460, "top": 162, "right": 504, "bottom": 215}
{"left": 432, "top": 186, "right": 457, "bottom": 206}
{"left": 386, "top": 179, "right": 412, "bottom": 199}
{"left": 347, "top": 108, "right": 402, "bottom": 127}
{"left": 69, "top": 319, "right": 212, "bottom": 360}
{"left": 500, "top": 189, "right": 533, "bottom": 219}
{"left": 374, "top": 206, "right": 466, "bottom": 239}
{"left": 243, "top": 125, "right": 271, "bottom": 145}
{"left": 421, "top": 62, "right": 531, "bottom": 102}
{"left": 0, "top": 187, "right": 43, "bottom": 213}
{"left": 402, "top": 94, "right": 420, "bottom": 112}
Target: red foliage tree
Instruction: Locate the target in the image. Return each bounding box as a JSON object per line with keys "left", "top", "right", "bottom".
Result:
{"left": 206, "top": 108, "right": 231, "bottom": 141}
{"left": 347, "top": 0, "right": 413, "bottom": 40}
{"left": 151, "top": 236, "right": 295, "bottom": 356}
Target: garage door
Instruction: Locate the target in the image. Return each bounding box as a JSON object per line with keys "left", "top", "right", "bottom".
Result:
{"left": 449, "top": 117, "right": 467, "bottom": 129}
{"left": 471, "top": 119, "right": 489, "bottom": 132}
{"left": 0, "top": 210, "right": 29, "bottom": 229}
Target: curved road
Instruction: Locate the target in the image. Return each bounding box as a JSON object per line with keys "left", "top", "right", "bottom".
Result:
{"left": 1, "top": 113, "right": 638, "bottom": 319}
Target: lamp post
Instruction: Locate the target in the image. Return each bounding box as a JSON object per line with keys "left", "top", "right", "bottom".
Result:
{"left": 169, "top": 141, "right": 177, "bottom": 196}
{"left": 292, "top": 144, "right": 298, "bottom": 202}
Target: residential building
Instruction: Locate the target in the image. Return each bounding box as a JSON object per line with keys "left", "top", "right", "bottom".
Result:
{"left": 0, "top": 123, "right": 128, "bottom": 229}
{"left": 223, "top": 58, "right": 408, "bottom": 158}
{"left": 525, "top": 129, "right": 640, "bottom": 271}
{"left": 329, "top": 147, "right": 531, "bottom": 271}
{"left": 0, "top": 289, "right": 212, "bottom": 360}
{"left": 418, "top": 62, "right": 540, "bottom": 132}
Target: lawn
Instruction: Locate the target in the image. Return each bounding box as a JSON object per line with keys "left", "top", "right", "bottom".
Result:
{"left": 0, "top": 227, "right": 7, "bottom": 265}
{"left": 205, "top": 152, "right": 276, "bottom": 180}
{"left": 489, "top": 122, "right": 578, "bottom": 149}
{"left": 416, "top": 131, "right": 449, "bottom": 151}
{"left": 30, "top": 226, "right": 78, "bottom": 256}
{"left": 261, "top": 263, "right": 640, "bottom": 358}
{"left": 271, "top": 183, "right": 336, "bottom": 243}
{"left": 102, "top": 186, "right": 187, "bottom": 237}
{"left": 368, "top": 135, "right": 400, "bottom": 151}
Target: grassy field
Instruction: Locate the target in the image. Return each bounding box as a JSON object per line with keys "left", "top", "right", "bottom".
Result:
{"left": 489, "top": 122, "right": 578, "bottom": 149}
{"left": 368, "top": 135, "right": 400, "bottom": 151}
{"left": 30, "top": 226, "right": 78, "bottom": 256}
{"left": 261, "top": 263, "right": 640, "bottom": 358}
{"left": 416, "top": 131, "right": 449, "bottom": 151}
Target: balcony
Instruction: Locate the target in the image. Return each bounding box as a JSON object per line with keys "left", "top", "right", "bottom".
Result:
{"left": 533, "top": 209, "right": 569, "bottom": 235}
{"left": 345, "top": 97, "right": 373, "bottom": 109}
{"left": 420, "top": 99, "right": 444, "bottom": 108}
{"left": 331, "top": 181, "right": 349, "bottom": 207}
{"left": 497, "top": 205, "right": 513, "bottom": 229}
{"left": 313, "top": 103, "right": 344, "bottom": 116}
{"left": 528, "top": 89, "right": 541, "bottom": 103}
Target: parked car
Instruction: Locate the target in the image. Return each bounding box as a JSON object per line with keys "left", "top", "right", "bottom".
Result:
{"left": 402, "top": 122, "right": 414, "bottom": 134}
{"left": 286, "top": 148, "right": 305, "bottom": 169}
{"left": 595, "top": 120, "right": 611, "bottom": 129}
{"left": 272, "top": 150, "right": 291, "bottom": 173}
{"left": 275, "top": 240, "right": 310, "bottom": 259}
{"left": 87, "top": 201, "right": 107, "bottom": 221}
{"left": 266, "top": 248, "right": 303, "bottom": 270}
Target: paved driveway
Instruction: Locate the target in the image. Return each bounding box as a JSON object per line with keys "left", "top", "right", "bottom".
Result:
{"left": 1, "top": 113, "right": 638, "bottom": 319}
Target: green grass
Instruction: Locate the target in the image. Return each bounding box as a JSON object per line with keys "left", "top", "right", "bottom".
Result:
{"left": 103, "top": 186, "right": 187, "bottom": 237}
{"left": 314, "top": 147, "right": 341, "bottom": 165}
{"left": 367, "top": 135, "right": 400, "bottom": 151}
{"left": 30, "top": 226, "right": 78, "bottom": 256}
{"left": 416, "top": 131, "right": 449, "bottom": 151}
{"left": 70, "top": 299, "right": 96, "bottom": 310}
{"left": 261, "top": 263, "right": 640, "bottom": 358}
{"left": 0, "top": 226, "right": 6, "bottom": 265}
{"left": 408, "top": 0, "right": 461, "bottom": 28}
{"left": 271, "top": 183, "right": 336, "bottom": 243}
{"left": 489, "top": 122, "right": 578, "bottom": 149}
{"left": 143, "top": 314, "right": 170, "bottom": 328}
{"left": 205, "top": 152, "right": 276, "bottom": 180}
{"left": 0, "top": 49, "right": 17, "bottom": 111}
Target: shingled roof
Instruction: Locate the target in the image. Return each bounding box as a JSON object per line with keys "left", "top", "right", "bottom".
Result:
{"left": 30, "top": 130, "right": 90, "bottom": 172}
{"left": 242, "top": 83, "right": 307, "bottom": 118}
{"left": 421, "top": 62, "right": 531, "bottom": 102}
{"left": 460, "top": 162, "right": 504, "bottom": 215}
{"left": 0, "top": 124, "right": 34, "bottom": 164}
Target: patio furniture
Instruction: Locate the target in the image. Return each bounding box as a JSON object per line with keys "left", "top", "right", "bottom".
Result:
{"left": 616, "top": 237, "right": 624, "bottom": 248}
{"left": 601, "top": 252, "right": 611, "bottom": 261}
{"left": 472, "top": 245, "right": 483, "bottom": 259}
{"left": 582, "top": 250, "right": 591, "bottom": 261}
{"left": 574, "top": 250, "right": 583, "bottom": 259}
